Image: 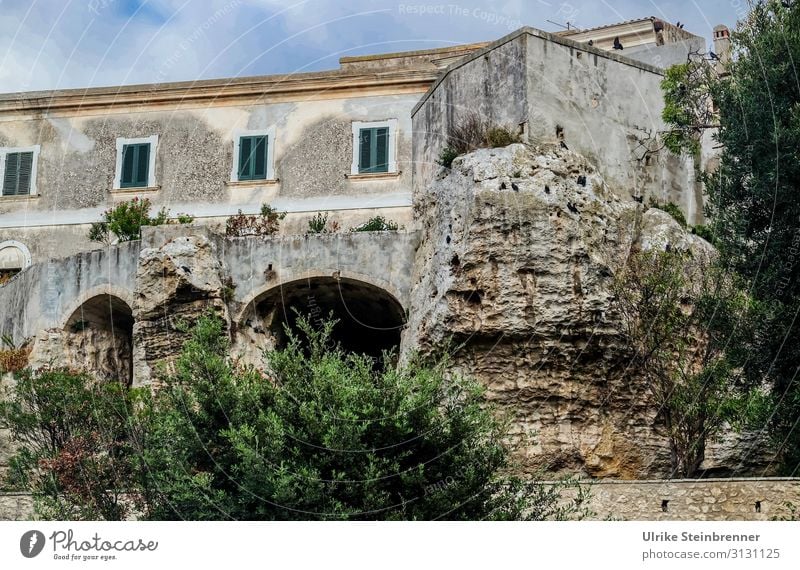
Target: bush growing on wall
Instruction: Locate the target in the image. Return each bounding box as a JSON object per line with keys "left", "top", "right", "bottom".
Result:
{"left": 437, "top": 112, "right": 521, "bottom": 168}
{"left": 225, "top": 204, "right": 286, "bottom": 237}
{"left": 350, "top": 215, "right": 401, "bottom": 232}
{"left": 88, "top": 197, "right": 183, "bottom": 243}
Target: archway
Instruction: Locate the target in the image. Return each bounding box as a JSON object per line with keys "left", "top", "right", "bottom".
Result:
{"left": 63, "top": 294, "right": 134, "bottom": 386}
{"left": 239, "top": 276, "right": 406, "bottom": 361}
{"left": 0, "top": 240, "right": 31, "bottom": 286}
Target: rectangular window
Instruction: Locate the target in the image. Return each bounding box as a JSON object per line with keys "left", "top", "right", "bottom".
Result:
{"left": 237, "top": 135, "right": 269, "bottom": 181}
{"left": 120, "top": 143, "right": 151, "bottom": 188}
{"left": 358, "top": 127, "right": 389, "bottom": 174}
{"left": 2, "top": 151, "right": 34, "bottom": 196}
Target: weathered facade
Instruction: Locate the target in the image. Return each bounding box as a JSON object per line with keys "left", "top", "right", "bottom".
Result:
{"left": 3, "top": 19, "right": 793, "bottom": 521}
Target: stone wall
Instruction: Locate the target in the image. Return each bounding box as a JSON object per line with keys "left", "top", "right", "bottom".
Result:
{"left": 584, "top": 478, "right": 800, "bottom": 521}
{"left": 3, "top": 479, "right": 798, "bottom": 521}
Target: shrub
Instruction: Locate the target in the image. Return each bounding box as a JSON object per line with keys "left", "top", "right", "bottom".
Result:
{"left": 650, "top": 200, "right": 687, "bottom": 228}
{"left": 225, "top": 204, "right": 286, "bottom": 237}
{"left": 306, "top": 212, "right": 338, "bottom": 235}
{"left": 0, "top": 367, "right": 142, "bottom": 519}
{"left": 350, "top": 215, "right": 400, "bottom": 232}
{"left": 437, "top": 147, "right": 459, "bottom": 169}
{"left": 0, "top": 335, "right": 28, "bottom": 374}
{"left": 692, "top": 224, "right": 715, "bottom": 244}
{"left": 88, "top": 197, "right": 169, "bottom": 243}
{"left": 175, "top": 213, "right": 195, "bottom": 225}
{"left": 136, "top": 313, "right": 590, "bottom": 520}
{"left": 440, "top": 113, "right": 521, "bottom": 168}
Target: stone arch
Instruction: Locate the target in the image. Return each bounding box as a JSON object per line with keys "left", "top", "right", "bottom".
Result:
{"left": 0, "top": 240, "right": 32, "bottom": 285}
{"left": 62, "top": 290, "right": 135, "bottom": 386}
{"left": 235, "top": 271, "right": 407, "bottom": 361}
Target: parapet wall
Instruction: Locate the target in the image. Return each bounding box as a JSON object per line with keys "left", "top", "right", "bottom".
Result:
{"left": 584, "top": 479, "right": 800, "bottom": 521}
{"left": 3, "top": 479, "right": 798, "bottom": 521}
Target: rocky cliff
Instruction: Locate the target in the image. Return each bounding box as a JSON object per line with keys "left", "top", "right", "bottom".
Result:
{"left": 404, "top": 143, "right": 761, "bottom": 478}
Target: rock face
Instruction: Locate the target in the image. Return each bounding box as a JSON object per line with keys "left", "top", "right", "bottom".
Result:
{"left": 132, "top": 234, "right": 230, "bottom": 385}
{"left": 405, "top": 143, "right": 737, "bottom": 478}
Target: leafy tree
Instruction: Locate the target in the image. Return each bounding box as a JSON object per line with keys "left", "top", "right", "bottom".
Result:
{"left": 612, "top": 249, "right": 756, "bottom": 477}
{"left": 136, "top": 313, "right": 589, "bottom": 521}
{"left": 0, "top": 368, "right": 142, "bottom": 520}
{"left": 700, "top": 0, "right": 800, "bottom": 471}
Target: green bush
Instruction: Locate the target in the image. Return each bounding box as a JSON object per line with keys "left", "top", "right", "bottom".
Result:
{"left": 486, "top": 126, "right": 519, "bottom": 148}
{"left": 438, "top": 113, "right": 521, "bottom": 169}
{"left": 650, "top": 200, "right": 687, "bottom": 228}
{"left": 438, "top": 147, "right": 459, "bottom": 168}
{"left": 306, "top": 212, "right": 338, "bottom": 234}
{"left": 350, "top": 215, "right": 400, "bottom": 232}
{"left": 176, "top": 213, "right": 195, "bottom": 224}
{"left": 136, "top": 313, "right": 590, "bottom": 520}
{"left": 89, "top": 197, "right": 169, "bottom": 243}
{"left": 692, "top": 224, "right": 715, "bottom": 244}
{"left": 0, "top": 368, "right": 142, "bottom": 519}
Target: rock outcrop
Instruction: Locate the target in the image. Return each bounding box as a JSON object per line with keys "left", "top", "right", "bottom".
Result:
{"left": 405, "top": 143, "right": 742, "bottom": 478}
{"left": 132, "top": 233, "right": 229, "bottom": 385}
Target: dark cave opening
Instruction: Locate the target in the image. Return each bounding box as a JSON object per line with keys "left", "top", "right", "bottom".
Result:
{"left": 252, "top": 277, "right": 406, "bottom": 360}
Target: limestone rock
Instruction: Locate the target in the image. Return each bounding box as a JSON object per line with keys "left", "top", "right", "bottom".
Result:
{"left": 132, "top": 234, "right": 229, "bottom": 385}
{"left": 405, "top": 142, "right": 756, "bottom": 478}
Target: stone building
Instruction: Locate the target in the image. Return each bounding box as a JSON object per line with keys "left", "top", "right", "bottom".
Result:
{"left": 4, "top": 18, "right": 793, "bottom": 521}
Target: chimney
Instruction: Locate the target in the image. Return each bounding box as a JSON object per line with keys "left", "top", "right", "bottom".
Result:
{"left": 713, "top": 25, "right": 731, "bottom": 73}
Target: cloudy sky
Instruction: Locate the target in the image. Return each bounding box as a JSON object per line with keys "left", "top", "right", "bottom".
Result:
{"left": 0, "top": 0, "right": 746, "bottom": 94}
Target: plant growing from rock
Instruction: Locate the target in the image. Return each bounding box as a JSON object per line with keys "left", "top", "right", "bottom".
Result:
{"left": 611, "top": 248, "right": 756, "bottom": 478}
{"left": 88, "top": 197, "right": 169, "bottom": 244}
{"left": 0, "top": 335, "right": 28, "bottom": 374}
{"left": 350, "top": 215, "right": 401, "bottom": 232}
{"left": 438, "top": 113, "right": 521, "bottom": 168}
{"left": 225, "top": 204, "right": 286, "bottom": 237}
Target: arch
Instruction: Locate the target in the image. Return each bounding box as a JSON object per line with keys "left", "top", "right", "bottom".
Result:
{"left": 236, "top": 272, "right": 406, "bottom": 360}
{"left": 61, "top": 291, "right": 135, "bottom": 387}
{"left": 0, "top": 240, "right": 32, "bottom": 285}
{"left": 59, "top": 284, "right": 135, "bottom": 330}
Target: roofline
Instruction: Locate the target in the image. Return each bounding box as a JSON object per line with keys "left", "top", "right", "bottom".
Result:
{"left": 411, "top": 26, "right": 665, "bottom": 117}
{"left": 0, "top": 67, "right": 438, "bottom": 115}
{"left": 558, "top": 16, "right": 703, "bottom": 40}
{"left": 339, "top": 42, "right": 489, "bottom": 64}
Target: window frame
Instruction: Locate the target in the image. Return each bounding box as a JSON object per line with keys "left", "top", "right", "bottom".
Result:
{"left": 0, "top": 145, "right": 41, "bottom": 197}
{"left": 114, "top": 135, "right": 158, "bottom": 190}
{"left": 230, "top": 127, "right": 276, "bottom": 183}
{"left": 351, "top": 119, "right": 398, "bottom": 176}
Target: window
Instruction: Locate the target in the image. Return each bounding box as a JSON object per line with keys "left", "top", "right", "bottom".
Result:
{"left": 230, "top": 128, "right": 276, "bottom": 183}
{"left": 0, "top": 146, "right": 40, "bottom": 197}
{"left": 238, "top": 135, "right": 268, "bottom": 180}
{"left": 114, "top": 135, "right": 158, "bottom": 189}
{"left": 351, "top": 120, "right": 398, "bottom": 176}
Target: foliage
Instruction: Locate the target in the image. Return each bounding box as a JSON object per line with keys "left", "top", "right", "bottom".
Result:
{"left": 650, "top": 200, "right": 688, "bottom": 228}
{"left": 0, "top": 368, "right": 143, "bottom": 520}
{"left": 691, "top": 224, "right": 715, "bottom": 245}
{"left": 0, "top": 348, "right": 28, "bottom": 374}
{"left": 438, "top": 113, "right": 521, "bottom": 167}
{"left": 350, "top": 215, "right": 401, "bottom": 232}
{"left": 660, "top": 54, "right": 717, "bottom": 155}
{"left": 306, "top": 212, "right": 339, "bottom": 235}
{"left": 612, "top": 249, "right": 757, "bottom": 477}
{"left": 88, "top": 197, "right": 169, "bottom": 243}
{"left": 135, "top": 313, "right": 590, "bottom": 521}
{"left": 225, "top": 204, "right": 286, "bottom": 237}
{"left": 175, "top": 213, "right": 195, "bottom": 224}
{"left": 700, "top": 0, "right": 800, "bottom": 470}
{"left": 438, "top": 147, "right": 459, "bottom": 169}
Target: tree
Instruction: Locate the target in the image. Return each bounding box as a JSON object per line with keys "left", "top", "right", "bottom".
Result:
{"left": 701, "top": 1, "right": 800, "bottom": 471}
{"left": 135, "top": 313, "right": 589, "bottom": 521}
{"left": 612, "top": 248, "right": 754, "bottom": 477}
{"left": 0, "top": 367, "right": 142, "bottom": 520}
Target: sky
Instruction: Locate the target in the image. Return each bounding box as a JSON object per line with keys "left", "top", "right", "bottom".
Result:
{"left": 0, "top": 0, "right": 747, "bottom": 94}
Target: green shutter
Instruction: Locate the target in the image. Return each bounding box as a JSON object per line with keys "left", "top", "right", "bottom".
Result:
{"left": 358, "top": 127, "right": 390, "bottom": 173}
{"left": 2, "top": 152, "right": 34, "bottom": 196}
{"left": 238, "top": 135, "right": 268, "bottom": 181}
{"left": 374, "top": 127, "right": 389, "bottom": 173}
{"left": 120, "top": 143, "right": 150, "bottom": 188}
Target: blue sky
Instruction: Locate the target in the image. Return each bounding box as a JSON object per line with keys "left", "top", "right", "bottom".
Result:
{"left": 0, "top": 0, "right": 745, "bottom": 94}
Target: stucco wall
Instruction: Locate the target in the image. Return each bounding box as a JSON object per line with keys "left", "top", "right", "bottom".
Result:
{"left": 0, "top": 93, "right": 418, "bottom": 264}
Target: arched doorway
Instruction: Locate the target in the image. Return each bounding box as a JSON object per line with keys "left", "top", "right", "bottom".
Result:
{"left": 238, "top": 276, "right": 406, "bottom": 362}
{"left": 63, "top": 294, "right": 134, "bottom": 386}
{"left": 0, "top": 240, "right": 31, "bottom": 286}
